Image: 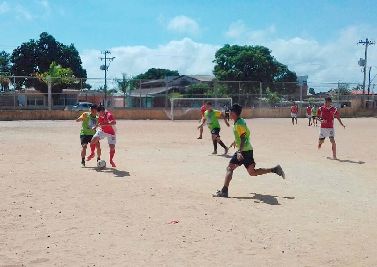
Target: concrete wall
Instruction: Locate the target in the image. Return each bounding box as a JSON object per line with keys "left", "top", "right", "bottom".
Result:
{"left": 0, "top": 107, "right": 376, "bottom": 121}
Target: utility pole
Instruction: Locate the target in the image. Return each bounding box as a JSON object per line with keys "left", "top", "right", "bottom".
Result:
{"left": 368, "top": 66, "right": 372, "bottom": 95}
{"left": 100, "top": 50, "right": 115, "bottom": 107}
{"left": 357, "top": 38, "right": 375, "bottom": 95}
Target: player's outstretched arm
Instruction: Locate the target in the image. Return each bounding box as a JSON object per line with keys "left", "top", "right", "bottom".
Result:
{"left": 337, "top": 116, "right": 346, "bottom": 128}
{"left": 221, "top": 114, "right": 230, "bottom": 127}
{"left": 198, "top": 118, "right": 206, "bottom": 129}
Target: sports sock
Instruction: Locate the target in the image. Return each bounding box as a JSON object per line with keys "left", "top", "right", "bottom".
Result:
{"left": 110, "top": 149, "right": 115, "bottom": 162}
{"left": 90, "top": 143, "right": 96, "bottom": 154}
{"left": 81, "top": 157, "right": 85, "bottom": 163}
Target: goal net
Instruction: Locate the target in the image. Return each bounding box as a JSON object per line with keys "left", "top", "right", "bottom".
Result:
{"left": 169, "top": 97, "right": 233, "bottom": 120}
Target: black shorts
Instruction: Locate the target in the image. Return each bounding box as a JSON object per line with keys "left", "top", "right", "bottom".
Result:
{"left": 312, "top": 116, "right": 317, "bottom": 119}
{"left": 211, "top": 128, "right": 220, "bottom": 137}
{"left": 230, "top": 150, "right": 255, "bottom": 168}
{"left": 80, "top": 135, "right": 93, "bottom": 145}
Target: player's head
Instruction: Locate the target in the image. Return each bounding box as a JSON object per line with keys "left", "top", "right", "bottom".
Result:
{"left": 325, "top": 97, "right": 332, "bottom": 107}
{"left": 230, "top": 103, "right": 242, "bottom": 120}
{"left": 90, "top": 104, "right": 98, "bottom": 115}
{"left": 97, "top": 105, "right": 106, "bottom": 116}
{"left": 205, "top": 101, "right": 212, "bottom": 110}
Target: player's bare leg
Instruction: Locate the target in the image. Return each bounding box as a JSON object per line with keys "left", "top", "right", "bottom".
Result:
{"left": 318, "top": 138, "right": 324, "bottom": 149}
{"left": 247, "top": 163, "right": 285, "bottom": 178}
{"left": 213, "top": 164, "right": 238, "bottom": 197}
{"left": 291, "top": 117, "right": 294, "bottom": 125}
{"left": 109, "top": 144, "right": 116, "bottom": 167}
{"left": 197, "top": 125, "right": 203, "bottom": 139}
{"left": 211, "top": 134, "right": 218, "bottom": 154}
{"left": 88, "top": 136, "right": 100, "bottom": 161}
{"left": 216, "top": 136, "right": 228, "bottom": 155}
{"left": 81, "top": 144, "right": 87, "bottom": 166}
{"left": 330, "top": 137, "right": 337, "bottom": 159}
{"left": 96, "top": 142, "right": 101, "bottom": 161}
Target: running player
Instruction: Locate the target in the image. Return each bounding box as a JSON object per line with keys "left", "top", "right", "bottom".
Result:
{"left": 290, "top": 103, "right": 298, "bottom": 125}
{"left": 213, "top": 104, "right": 285, "bottom": 198}
{"left": 312, "top": 105, "right": 318, "bottom": 126}
{"left": 90, "top": 106, "right": 117, "bottom": 167}
{"left": 197, "top": 103, "right": 206, "bottom": 139}
{"left": 198, "top": 101, "right": 230, "bottom": 155}
{"left": 306, "top": 105, "right": 312, "bottom": 126}
{"left": 76, "top": 104, "right": 101, "bottom": 167}
{"left": 317, "top": 97, "right": 346, "bottom": 159}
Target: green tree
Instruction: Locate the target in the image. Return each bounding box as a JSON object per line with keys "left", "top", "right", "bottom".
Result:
{"left": 116, "top": 73, "right": 131, "bottom": 108}
{"left": 11, "top": 32, "right": 87, "bottom": 91}
{"left": 133, "top": 68, "right": 179, "bottom": 80}
{"left": 265, "top": 88, "right": 281, "bottom": 106}
{"left": 213, "top": 44, "right": 297, "bottom": 93}
{"left": 37, "top": 62, "right": 76, "bottom": 93}
{"left": 309, "top": 87, "right": 315, "bottom": 95}
{"left": 0, "top": 51, "right": 11, "bottom": 74}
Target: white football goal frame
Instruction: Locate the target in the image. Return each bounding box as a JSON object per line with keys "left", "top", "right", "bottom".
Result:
{"left": 170, "top": 97, "right": 233, "bottom": 120}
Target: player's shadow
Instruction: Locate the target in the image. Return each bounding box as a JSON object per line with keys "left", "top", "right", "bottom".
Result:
{"left": 217, "top": 154, "right": 232, "bottom": 158}
{"left": 231, "top": 193, "right": 295, "bottom": 206}
{"left": 326, "top": 157, "right": 365, "bottom": 164}
{"left": 88, "top": 167, "right": 130, "bottom": 177}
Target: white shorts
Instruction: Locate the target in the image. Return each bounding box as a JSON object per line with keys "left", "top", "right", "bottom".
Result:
{"left": 93, "top": 130, "right": 116, "bottom": 145}
{"left": 319, "top": 128, "right": 335, "bottom": 139}
{"left": 306, "top": 114, "right": 311, "bottom": 118}
{"left": 291, "top": 113, "right": 297, "bottom": 118}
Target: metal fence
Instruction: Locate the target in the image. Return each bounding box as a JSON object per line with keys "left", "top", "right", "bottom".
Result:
{"left": 0, "top": 75, "right": 376, "bottom": 110}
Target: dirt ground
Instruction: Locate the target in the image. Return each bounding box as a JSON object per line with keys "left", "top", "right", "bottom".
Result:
{"left": 0, "top": 118, "right": 376, "bottom": 267}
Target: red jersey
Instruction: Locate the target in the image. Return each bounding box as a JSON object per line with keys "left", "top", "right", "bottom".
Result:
{"left": 317, "top": 105, "right": 339, "bottom": 128}
{"left": 200, "top": 105, "right": 206, "bottom": 116}
{"left": 306, "top": 106, "right": 312, "bottom": 115}
{"left": 290, "top": 105, "right": 298, "bottom": 113}
{"left": 98, "top": 111, "right": 116, "bottom": 135}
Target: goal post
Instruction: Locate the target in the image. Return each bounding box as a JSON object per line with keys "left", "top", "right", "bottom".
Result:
{"left": 170, "top": 97, "right": 233, "bottom": 120}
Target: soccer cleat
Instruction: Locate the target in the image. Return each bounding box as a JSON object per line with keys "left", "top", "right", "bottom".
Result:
{"left": 212, "top": 151, "right": 217, "bottom": 155}
{"left": 86, "top": 153, "right": 95, "bottom": 161}
{"left": 223, "top": 147, "right": 229, "bottom": 155}
{"left": 110, "top": 161, "right": 116, "bottom": 168}
{"left": 81, "top": 160, "right": 85, "bottom": 167}
{"left": 212, "top": 190, "right": 228, "bottom": 198}
{"left": 273, "top": 165, "right": 285, "bottom": 179}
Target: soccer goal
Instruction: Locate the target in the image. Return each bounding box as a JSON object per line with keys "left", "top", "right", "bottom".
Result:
{"left": 169, "top": 97, "right": 233, "bottom": 120}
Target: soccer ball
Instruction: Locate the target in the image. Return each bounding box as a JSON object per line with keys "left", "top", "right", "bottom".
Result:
{"left": 97, "top": 160, "right": 106, "bottom": 169}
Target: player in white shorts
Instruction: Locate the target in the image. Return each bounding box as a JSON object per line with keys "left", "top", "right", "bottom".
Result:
{"left": 90, "top": 106, "right": 117, "bottom": 167}
{"left": 290, "top": 103, "right": 298, "bottom": 125}
{"left": 317, "top": 97, "right": 346, "bottom": 159}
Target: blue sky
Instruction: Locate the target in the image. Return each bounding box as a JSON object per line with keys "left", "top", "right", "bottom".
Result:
{"left": 1, "top": 0, "right": 377, "bottom": 84}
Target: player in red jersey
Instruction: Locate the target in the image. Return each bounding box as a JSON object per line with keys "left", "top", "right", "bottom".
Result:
{"left": 90, "top": 106, "right": 117, "bottom": 167}
{"left": 306, "top": 105, "right": 312, "bottom": 126}
{"left": 197, "top": 103, "right": 206, "bottom": 139}
{"left": 317, "top": 97, "right": 346, "bottom": 159}
{"left": 290, "top": 103, "right": 298, "bottom": 125}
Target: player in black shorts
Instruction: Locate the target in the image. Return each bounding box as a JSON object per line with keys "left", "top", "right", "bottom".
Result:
{"left": 213, "top": 104, "right": 285, "bottom": 198}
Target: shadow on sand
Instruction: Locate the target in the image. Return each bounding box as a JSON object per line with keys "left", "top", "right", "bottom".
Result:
{"left": 231, "top": 193, "right": 295, "bottom": 206}
{"left": 326, "top": 157, "right": 365, "bottom": 164}
{"left": 88, "top": 167, "right": 130, "bottom": 177}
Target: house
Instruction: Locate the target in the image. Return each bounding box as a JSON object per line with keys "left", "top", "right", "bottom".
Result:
{"left": 129, "top": 75, "right": 215, "bottom": 108}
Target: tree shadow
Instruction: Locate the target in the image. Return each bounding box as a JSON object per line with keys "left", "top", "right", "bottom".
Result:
{"left": 231, "top": 193, "right": 295, "bottom": 206}
{"left": 326, "top": 157, "right": 365, "bottom": 164}
{"left": 87, "top": 167, "right": 130, "bottom": 177}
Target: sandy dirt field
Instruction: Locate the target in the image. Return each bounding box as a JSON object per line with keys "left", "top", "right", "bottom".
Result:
{"left": 0, "top": 118, "right": 376, "bottom": 267}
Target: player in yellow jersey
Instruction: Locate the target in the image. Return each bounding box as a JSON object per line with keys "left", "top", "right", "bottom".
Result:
{"left": 213, "top": 104, "right": 285, "bottom": 198}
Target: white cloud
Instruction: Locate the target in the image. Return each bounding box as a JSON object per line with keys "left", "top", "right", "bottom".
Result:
{"left": 81, "top": 38, "right": 219, "bottom": 86}
{"left": 167, "top": 15, "right": 200, "bottom": 35}
{"left": 15, "top": 4, "right": 33, "bottom": 20}
{"left": 225, "top": 21, "right": 377, "bottom": 83}
{"left": 0, "top": 1, "right": 10, "bottom": 13}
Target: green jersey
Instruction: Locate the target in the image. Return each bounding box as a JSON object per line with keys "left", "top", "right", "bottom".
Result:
{"left": 312, "top": 107, "right": 317, "bottom": 116}
{"left": 204, "top": 109, "right": 222, "bottom": 130}
{"left": 233, "top": 118, "right": 252, "bottom": 152}
{"left": 79, "top": 112, "right": 98, "bottom": 136}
